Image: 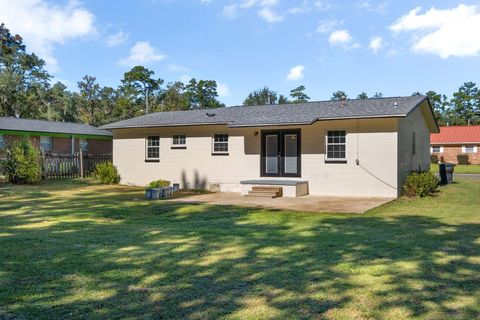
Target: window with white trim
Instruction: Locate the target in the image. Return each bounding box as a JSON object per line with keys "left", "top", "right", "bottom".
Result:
{"left": 146, "top": 136, "right": 160, "bottom": 160}
{"left": 79, "top": 138, "right": 89, "bottom": 152}
{"left": 431, "top": 145, "right": 443, "bottom": 153}
{"left": 0, "top": 134, "right": 5, "bottom": 150}
{"left": 172, "top": 135, "right": 186, "bottom": 148}
{"left": 463, "top": 145, "right": 478, "bottom": 154}
{"left": 326, "top": 130, "right": 346, "bottom": 161}
{"left": 40, "top": 136, "right": 52, "bottom": 152}
{"left": 212, "top": 134, "right": 229, "bottom": 154}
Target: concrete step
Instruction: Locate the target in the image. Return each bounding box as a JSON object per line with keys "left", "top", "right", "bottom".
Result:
{"left": 246, "top": 191, "right": 278, "bottom": 198}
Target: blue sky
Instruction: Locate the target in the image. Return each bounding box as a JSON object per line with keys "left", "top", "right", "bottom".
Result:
{"left": 1, "top": 0, "right": 480, "bottom": 106}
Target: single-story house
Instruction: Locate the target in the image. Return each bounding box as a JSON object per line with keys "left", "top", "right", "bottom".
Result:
{"left": 431, "top": 125, "right": 480, "bottom": 164}
{"left": 0, "top": 117, "right": 112, "bottom": 157}
{"left": 101, "top": 96, "right": 438, "bottom": 198}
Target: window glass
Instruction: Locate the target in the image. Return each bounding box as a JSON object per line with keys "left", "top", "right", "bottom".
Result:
{"left": 213, "top": 134, "right": 229, "bottom": 153}
{"left": 0, "top": 134, "right": 5, "bottom": 150}
{"left": 172, "top": 135, "right": 186, "bottom": 146}
{"left": 146, "top": 136, "right": 160, "bottom": 159}
{"left": 79, "top": 138, "right": 89, "bottom": 152}
{"left": 326, "top": 131, "right": 346, "bottom": 160}
{"left": 465, "top": 145, "right": 475, "bottom": 153}
{"left": 40, "top": 136, "right": 52, "bottom": 152}
{"left": 432, "top": 146, "right": 441, "bottom": 153}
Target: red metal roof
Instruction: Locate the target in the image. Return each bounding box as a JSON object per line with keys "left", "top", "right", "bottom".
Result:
{"left": 431, "top": 126, "right": 480, "bottom": 144}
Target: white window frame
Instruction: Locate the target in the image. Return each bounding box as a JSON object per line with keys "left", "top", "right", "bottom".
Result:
{"left": 171, "top": 135, "right": 187, "bottom": 148}
{"left": 79, "top": 138, "right": 89, "bottom": 152}
{"left": 212, "top": 133, "right": 229, "bottom": 155}
{"left": 325, "top": 130, "right": 347, "bottom": 162}
{"left": 0, "top": 134, "right": 5, "bottom": 150}
{"left": 462, "top": 145, "right": 478, "bottom": 154}
{"left": 145, "top": 136, "right": 160, "bottom": 160}
{"left": 431, "top": 145, "right": 443, "bottom": 153}
{"left": 40, "top": 136, "right": 52, "bottom": 153}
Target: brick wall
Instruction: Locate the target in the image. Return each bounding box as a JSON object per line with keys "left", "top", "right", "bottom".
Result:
{"left": 431, "top": 144, "right": 480, "bottom": 164}
{"left": 0, "top": 134, "right": 112, "bottom": 156}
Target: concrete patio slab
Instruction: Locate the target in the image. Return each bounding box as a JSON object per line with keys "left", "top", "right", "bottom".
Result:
{"left": 167, "top": 192, "right": 394, "bottom": 214}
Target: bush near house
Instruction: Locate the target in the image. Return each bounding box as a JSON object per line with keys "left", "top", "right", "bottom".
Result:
{"left": 1, "top": 139, "right": 41, "bottom": 184}
{"left": 457, "top": 154, "right": 470, "bottom": 165}
{"left": 94, "top": 162, "right": 120, "bottom": 184}
{"left": 430, "top": 154, "right": 439, "bottom": 164}
{"left": 403, "top": 171, "right": 439, "bottom": 197}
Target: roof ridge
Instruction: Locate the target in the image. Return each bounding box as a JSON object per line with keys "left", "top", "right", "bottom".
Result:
{"left": 0, "top": 116, "right": 99, "bottom": 128}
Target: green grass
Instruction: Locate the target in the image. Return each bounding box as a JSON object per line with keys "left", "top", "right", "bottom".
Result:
{"left": 430, "top": 163, "right": 480, "bottom": 174}
{"left": 1, "top": 179, "right": 480, "bottom": 319}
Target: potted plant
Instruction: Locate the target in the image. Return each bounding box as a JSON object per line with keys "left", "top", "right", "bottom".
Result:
{"left": 145, "top": 179, "right": 172, "bottom": 199}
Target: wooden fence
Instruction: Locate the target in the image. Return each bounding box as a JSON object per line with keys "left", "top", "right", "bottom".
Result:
{"left": 42, "top": 151, "right": 112, "bottom": 179}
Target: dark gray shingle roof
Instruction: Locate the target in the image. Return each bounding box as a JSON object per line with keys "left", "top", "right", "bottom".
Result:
{"left": 101, "top": 96, "right": 429, "bottom": 130}
{"left": 0, "top": 117, "right": 112, "bottom": 137}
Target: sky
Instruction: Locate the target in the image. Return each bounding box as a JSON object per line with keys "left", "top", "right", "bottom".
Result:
{"left": 0, "top": 0, "right": 479, "bottom": 106}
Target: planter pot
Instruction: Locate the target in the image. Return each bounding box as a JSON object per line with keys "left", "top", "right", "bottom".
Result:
{"left": 145, "top": 186, "right": 174, "bottom": 199}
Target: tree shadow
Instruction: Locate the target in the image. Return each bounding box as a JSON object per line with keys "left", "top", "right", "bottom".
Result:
{"left": 0, "top": 182, "right": 479, "bottom": 319}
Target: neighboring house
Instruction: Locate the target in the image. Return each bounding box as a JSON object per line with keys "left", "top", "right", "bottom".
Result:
{"left": 101, "top": 96, "right": 438, "bottom": 198}
{"left": 0, "top": 117, "right": 112, "bottom": 157}
{"left": 430, "top": 125, "right": 480, "bottom": 164}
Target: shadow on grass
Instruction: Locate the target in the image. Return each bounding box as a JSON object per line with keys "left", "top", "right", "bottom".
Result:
{"left": 0, "top": 181, "right": 479, "bottom": 319}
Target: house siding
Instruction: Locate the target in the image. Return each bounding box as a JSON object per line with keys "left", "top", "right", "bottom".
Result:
{"left": 113, "top": 118, "right": 400, "bottom": 197}
{"left": 397, "top": 101, "right": 432, "bottom": 195}
{"left": 431, "top": 145, "right": 480, "bottom": 164}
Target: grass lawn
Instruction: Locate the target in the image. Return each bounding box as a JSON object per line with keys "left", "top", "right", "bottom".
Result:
{"left": 430, "top": 163, "right": 480, "bottom": 174}
{"left": 1, "top": 179, "right": 480, "bottom": 319}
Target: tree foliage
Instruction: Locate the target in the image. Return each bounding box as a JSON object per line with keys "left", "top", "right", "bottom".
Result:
{"left": 330, "top": 91, "right": 347, "bottom": 101}
{"left": 290, "top": 85, "right": 310, "bottom": 103}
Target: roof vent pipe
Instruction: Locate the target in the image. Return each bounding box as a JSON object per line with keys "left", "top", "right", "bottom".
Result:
{"left": 206, "top": 112, "right": 216, "bottom": 117}
{"left": 340, "top": 96, "right": 346, "bottom": 107}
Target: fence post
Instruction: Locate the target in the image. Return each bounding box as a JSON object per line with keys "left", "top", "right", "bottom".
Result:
{"left": 41, "top": 149, "right": 47, "bottom": 180}
{"left": 80, "top": 149, "right": 84, "bottom": 179}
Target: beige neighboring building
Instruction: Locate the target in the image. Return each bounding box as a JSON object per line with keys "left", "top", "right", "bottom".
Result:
{"left": 101, "top": 96, "right": 438, "bottom": 198}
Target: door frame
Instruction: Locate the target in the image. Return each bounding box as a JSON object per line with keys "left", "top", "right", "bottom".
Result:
{"left": 260, "top": 129, "right": 301, "bottom": 178}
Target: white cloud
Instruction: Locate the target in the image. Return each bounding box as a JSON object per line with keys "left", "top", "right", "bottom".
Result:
{"left": 217, "top": 82, "right": 230, "bottom": 97}
{"left": 0, "top": 0, "right": 96, "bottom": 72}
{"left": 369, "top": 36, "right": 383, "bottom": 53}
{"left": 358, "top": 1, "right": 388, "bottom": 14}
{"left": 118, "top": 41, "right": 167, "bottom": 66}
{"left": 222, "top": 4, "right": 239, "bottom": 18}
{"left": 168, "top": 64, "right": 190, "bottom": 72}
{"left": 390, "top": 4, "right": 480, "bottom": 58}
{"left": 200, "top": 0, "right": 211, "bottom": 4}
{"left": 180, "top": 74, "right": 192, "bottom": 83}
{"left": 106, "top": 31, "right": 128, "bottom": 47}
{"left": 314, "top": 1, "right": 331, "bottom": 11}
{"left": 316, "top": 19, "right": 341, "bottom": 34}
{"left": 287, "top": 65, "right": 305, "bottom": 81}
{"left": 329, "top": 30, "right": 352, "bottom": 45}
{"left": 258, "top": 7, "right": 283, "bottom": 23}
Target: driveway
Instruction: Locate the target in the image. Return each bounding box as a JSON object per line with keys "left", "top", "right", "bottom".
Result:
{"left": 168, "top": 192, "right": 394, "bottom": 214}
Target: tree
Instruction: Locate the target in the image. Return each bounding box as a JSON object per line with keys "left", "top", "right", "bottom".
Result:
{"left": 120, "top": 66, "right": 163, "bottom": 114}
{"left": 77, "top": 75, "right": 102, "bottom": 125}
{"left": 0, "top": 23, "right": 50, "bottom": 118}
{"left": 451, "top": 82, "right": 480, "bottom": 125}
{"left": 372, "top": 92, "right": 383, "bottom": 98}
{"left": 411, "top": 91, "right": 422, "bottom": 96}
{"left": 330, "top": 91, "right": 347, "bottom": 101}
{"left": 425, "top": 90, "right": 449, "bottom": 125}
{"left": 185, "top": 78, "right": 224, "bottom": 109}
{"left": 357, "top": 92, "right": 368, "bottom": 99}
{"left": 161, "top": 81, "right": 189, "bottom": 111}
{"left": 290, "top": 85, "right": 310, "bottom": 103}
{"left": 243, "top": 87, "right": 284, "bottom": 106}
{"left": 43, "top": 82, "right": 76, "bottom": 122}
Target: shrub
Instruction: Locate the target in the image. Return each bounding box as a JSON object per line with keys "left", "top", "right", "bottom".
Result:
{"left": 2, "top": 139, "right": 41, "bottom": 184}
{"left": 148, "top": 179, "right": 171, "bottom": 188}
{"left": 94, "top": 162, "right": 120, "bottom": 184}
{"left": 403, "top": 171, "right": 439, "bottom": 198}
{"left": 430, "top": 154, "right": 439, "bottom": 164}
{"left": 457, "top": 154, "right": 469, "bottom": 165}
